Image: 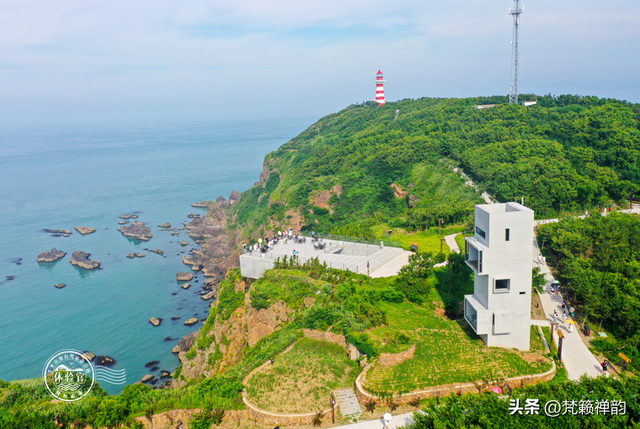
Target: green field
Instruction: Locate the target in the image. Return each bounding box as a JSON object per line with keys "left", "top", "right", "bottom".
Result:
{"left": 362, "top": 302, "right": 552, "bottom": 396}
{"left": 244, "top": 337, "right": 361, "bottom": 414}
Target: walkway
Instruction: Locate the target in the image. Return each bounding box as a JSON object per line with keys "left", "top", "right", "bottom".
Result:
{"left": 332, "top": 411, "right": 417, "bottom": 429}
{"left": 333, "top": 389, "right": 363, "bottom": 421}
{"left": 531, "top": 237, "right": 603, "bottom": 380}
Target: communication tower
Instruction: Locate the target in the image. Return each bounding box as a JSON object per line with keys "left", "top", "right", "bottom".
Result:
{"left": 509, "top": 0, "right": 523, "bottom": 105}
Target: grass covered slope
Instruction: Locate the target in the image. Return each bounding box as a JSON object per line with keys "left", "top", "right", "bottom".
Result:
{"left": 233, "top": 95, "right": 640, "bottom": 241}
{"left": 245, "top": 338, "right": 361, "bottom": 414}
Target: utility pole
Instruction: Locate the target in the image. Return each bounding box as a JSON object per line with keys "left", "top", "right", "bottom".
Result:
{"left": 509, "top": 0, "right": 523, "bottom": 105}
{"left": 438, "top": 218, "right": 444, "bottom": 236}
{"left": 440, "top": 238, "right": 446, "bottom": 253}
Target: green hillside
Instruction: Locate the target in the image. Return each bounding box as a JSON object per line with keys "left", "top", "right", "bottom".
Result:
{"left": 234, "top": 95, "right": 640, "bottom": 240}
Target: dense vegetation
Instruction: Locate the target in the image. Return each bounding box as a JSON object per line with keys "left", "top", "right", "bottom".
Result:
{"left": 538, "top": 213, "right": 640, "bottom": 371}
{"left": 233, "top": 95, "right": 640, "bottom": 240}
{"left": 407, "top": 374, "right": 639, "bottom": 428}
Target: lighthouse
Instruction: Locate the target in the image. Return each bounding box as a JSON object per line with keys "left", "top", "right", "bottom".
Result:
{"left": 375, "top": 70, "right": 386, "bottom": 105}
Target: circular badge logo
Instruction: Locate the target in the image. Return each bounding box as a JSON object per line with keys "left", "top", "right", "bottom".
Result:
{"left": 42, "top": 350, "right": 95, "bottom": 402}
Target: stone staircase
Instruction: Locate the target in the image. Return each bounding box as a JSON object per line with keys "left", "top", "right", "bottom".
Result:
{"left": 333, "top": 388, "right": 363, "bottom": 421}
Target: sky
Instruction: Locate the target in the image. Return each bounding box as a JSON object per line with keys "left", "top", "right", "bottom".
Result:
{"left": 1, "top": 0, "right": 639, "bottom": 127}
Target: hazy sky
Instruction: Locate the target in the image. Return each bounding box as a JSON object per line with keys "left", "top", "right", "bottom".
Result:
{"left": 1, "top": 0, "right": 639, "bottom": 126}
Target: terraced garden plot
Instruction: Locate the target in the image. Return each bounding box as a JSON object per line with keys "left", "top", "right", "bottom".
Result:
{"left": 363, "top": 302, "right": 552, "bottom": 395}
{"left": 245, "top": 337, "right": 361, "bottom": 414}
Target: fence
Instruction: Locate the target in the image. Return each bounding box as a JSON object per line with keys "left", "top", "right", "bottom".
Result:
{"left": 299, "top": 231, "right": 402, "bottom": 248}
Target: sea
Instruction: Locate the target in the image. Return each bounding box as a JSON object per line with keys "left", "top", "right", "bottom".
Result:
{"left": 0, "top": 117, "right": 313, "bottom": 394}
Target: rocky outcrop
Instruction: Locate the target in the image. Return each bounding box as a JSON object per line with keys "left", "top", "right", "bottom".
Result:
{"left": 186, "top": 216, "right": 222, "bottom": 239}
{"left": 184, "top": 318, "right": 199, "bottom": 326}
{"left": 182, "top": 283, "right": 191, "bottom": 289}
{"left": 75, "top": 226, "right": 97, "bottom": 235}
{"left": 149, "top": 318, "right": 163, "bottom": 326}
{"left": 141, "top": 374, "right": 154, "bottom": 383}
{"left": 229, "top": 190, "right": 241, "bottom": 204}
{"left": 202, "top": 291, "right": 216, "bottom": 300}
{"left": 70, "top": 251, "right": 100, "bottom": 270}
{"left": 180, "top": 241, "right": 189, "bottom": 246}
{"left": 183, "top": 256, "right": 195, "bottom": 265}
{"left": 119, "top": 213, "right": 138, "bottom": 219}
{"left": 96, "top": 355, "right": 116, "bottom": 367}
{"left": 158, "top": 222, "right": 171, "bottom": 228}
{"left": 82, "top": 352, "right": 96, "bottom": 362}
{"left": 408, "top": 194, "right": 420, "bottom": 208}
{"left": 54, "top": 283, "right": 66, "bottom": 289}
{"left": 118, "top": 222, "right": 153, "bottom": 241}
{"left": 44, "top": 229, "right": 72, "bottom": 234}
{"left": 37, "top": 248, "right": 66, "bottom": 263}
{"left": 176, "top": 272, "right": 193, "bottom": 281}
{"left": 191, "top": 201, "right": 210, "bottom": 208}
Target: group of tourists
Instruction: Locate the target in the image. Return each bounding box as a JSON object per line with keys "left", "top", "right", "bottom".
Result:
{"left": 243, "top": 228, "right": 311, "bottom": 256}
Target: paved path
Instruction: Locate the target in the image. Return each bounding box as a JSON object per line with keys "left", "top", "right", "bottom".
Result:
{"left": 333, "top": 389, "right": 363, "bottom": 420}
{"left": 444, "top": 233, "right": 461, "bottom": 253}
{"left": 332, "top": 411, "right": 417, "bottom": 429}
{"left": 531, "top": 237, "right": 603, "bottom": 380}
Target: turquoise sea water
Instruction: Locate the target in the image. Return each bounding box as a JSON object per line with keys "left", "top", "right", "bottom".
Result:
{"left": 0, "top": 118, "right": 312, "bottom": 394}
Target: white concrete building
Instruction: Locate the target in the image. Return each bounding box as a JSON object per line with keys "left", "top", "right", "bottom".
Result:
{"left": 463, "top": 202, "right": 533, "bottom": 350}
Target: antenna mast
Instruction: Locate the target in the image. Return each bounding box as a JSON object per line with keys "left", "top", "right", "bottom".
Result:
{"left": 509, "top": 0, "right": 523, "bottom": 105}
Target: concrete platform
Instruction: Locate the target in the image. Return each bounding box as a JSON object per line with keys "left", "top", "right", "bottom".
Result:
{"left": 240, "top": 238, "right": 411, "bottom": 279}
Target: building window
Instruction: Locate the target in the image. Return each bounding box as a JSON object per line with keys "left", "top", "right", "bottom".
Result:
{"left": 505, "top": 228, "right": 510, "bottom": 241}
{"left": 476, "top": 226, "right": 486, "bottom": 239}
{"left": 495, "top": 279, "right": 510, "bottom": 292}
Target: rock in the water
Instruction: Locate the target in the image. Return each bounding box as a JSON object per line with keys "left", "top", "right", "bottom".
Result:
{"left": 82, "top": 352, "right": 96, "bottom": 362}
{"left": 44, "top": 229, "right": 72, "bottom": 234}
{"left": 158, "top": 222, "right": 171, "bottom": 228}
{"left": 126, "top": 253, "right": 136, "bottom": 259}
{"left": 187, "top": 213, "right": 200, "bottom": 219}
{"left": 172, "top": 345, "right": 180, "bottom": 354}
{"left": 145, "top": 360, "right": 160, "bottom": 368}
{"left": 5, "top": 275, "right": 14, "bottom": 280}
{"left": 176, "top": 272, "right": 193, "bottom": 281}
{"left": 135, "top": 253, "right": 146, "bottom": 258}
{"left": 119, "top": 213, "right": 132, "bottom": 219}
{"left": 184, "top": 318, "right": 198, "bottom": 326}
{"left": 96, "top": 355, "right": 116, "bottom": 367}
{"left": 151, "top": 249, "right": 164, "bottom": 254}
{"left": 150, "top": 366, "right": 159, "bottom": 372}
{"left": 202, "top": 291, "right": 216, "bottom": 300}
{"left": 141, "top": 374, "right": 154, "bottom": 383}
{"left": 75, "top": 226, "right": 97, "bottom": 235}
{"left": 180, "top": 241, "right": 189, "bottom": 246}
{"left": 182, "top": 283, "right": 190, "bottom": 289}
{"left": 164, "top": 337, "right": 174, "bottom": 341}
{"left": 54, "top": 283, "right": 66, "bottom": 289}
{"left": 149, "top": 317, "right": 163, "bottom": 326}
{"left": 37, "top": 248, "right": 66, "bottom": 263}
{"left": 171, "top": 316, "right": 180, "bottom": 320}
{"left": 160, "top": 370, "right": 172, "bottom": 379}
{"left": 118, "top": 222, "right": 153, "bottom": 241}
{"left": 176, "top": 331, "right": 198, "bottom": 351}
{"left": 70, "top": 251, "right": 101, "bottom": 270}
{"left": 118, "top": 220, "right": 129, "bottom": 225}
{"left": 191, "top": 201, "right": 210, "bottom": 208}
{"left": 131, "top": 214, "right": 138, "bottom": 219}
{"left": 182, "top": 256, "right": 194, "bottom": 265}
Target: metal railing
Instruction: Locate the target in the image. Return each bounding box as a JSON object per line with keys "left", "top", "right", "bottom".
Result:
{"left": 299, "top": 231, "right": 402, "bottom": 248}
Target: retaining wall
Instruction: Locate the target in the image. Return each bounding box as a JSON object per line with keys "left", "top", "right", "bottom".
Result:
{"left": 355, "top": 359, "right": 556, "bottom": 405}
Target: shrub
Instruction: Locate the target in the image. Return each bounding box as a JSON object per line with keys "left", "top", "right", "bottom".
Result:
{"left": 312, "top": 411, "right": 324, "bottom": 427}
{"left": 365, "top": 400, "right": 377, "bottom": 412}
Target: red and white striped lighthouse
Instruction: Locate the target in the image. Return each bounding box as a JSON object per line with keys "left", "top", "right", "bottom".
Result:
{"left": 375, "top": 70, "right": 386, "bottom": 105}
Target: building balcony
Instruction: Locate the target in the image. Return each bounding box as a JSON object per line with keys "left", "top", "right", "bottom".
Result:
{"left": 465, "top": 237, "right": 487, "bottom": 274}
{"left": 464, "top": 294, "right": 490, "bottom": 335}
